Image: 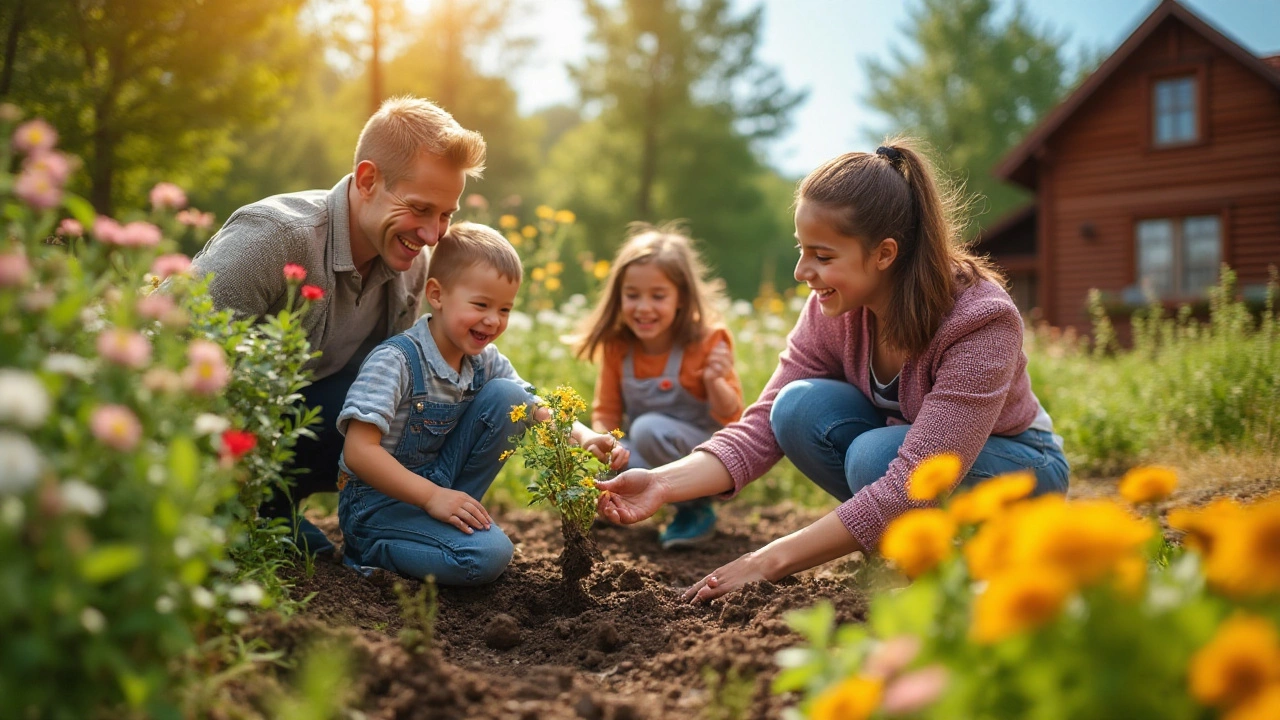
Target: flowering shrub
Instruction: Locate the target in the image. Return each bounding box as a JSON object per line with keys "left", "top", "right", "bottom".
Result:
{"left": 775, "top": 459, "right": 1280, "bottom": 719}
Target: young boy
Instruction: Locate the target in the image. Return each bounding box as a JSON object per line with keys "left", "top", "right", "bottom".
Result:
{"left": 336, "top": 222, "right": 627, "bottom": 585}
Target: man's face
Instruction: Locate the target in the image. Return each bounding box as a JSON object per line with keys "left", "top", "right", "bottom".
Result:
{"left": 354, "top": 153, "right": 467, "bottom": 273}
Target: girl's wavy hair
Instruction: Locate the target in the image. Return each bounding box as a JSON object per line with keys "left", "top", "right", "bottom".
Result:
{"left": 798, "top": 136, "right": 1003, "bottom": 355}
{"left": 575, "top": 222, "right": 725, "bottom": 360}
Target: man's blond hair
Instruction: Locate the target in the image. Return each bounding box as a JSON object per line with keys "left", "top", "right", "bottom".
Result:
{"left": 428, "top": 222, "right": 522, "bottom": 288}
{"left": 354, "top": 96, "right": 486, "bottom": 186}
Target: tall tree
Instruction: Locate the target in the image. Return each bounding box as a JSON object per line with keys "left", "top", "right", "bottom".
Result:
{"left": 864, "top": 0, "right": 1073, "bottom": 230}
{"left": 0, "top": 0, "right": 307, "bottom": 214}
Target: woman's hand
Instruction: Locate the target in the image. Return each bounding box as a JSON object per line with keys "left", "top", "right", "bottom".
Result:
{"left": 581, "top": 432, "right": 629, "bottom": 470}
{"left": 595, "top": 468, "right": 669, "bottom": 524}
{"left": 682, "top": 550, "right": 773, "bottom": 604}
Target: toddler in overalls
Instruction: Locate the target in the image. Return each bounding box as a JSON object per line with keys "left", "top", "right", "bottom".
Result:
{"left": 576, "top": 224, "right": 744, "bottom": 549}
{"left": 336, "top": 223, "right": 628, "bottom": 585}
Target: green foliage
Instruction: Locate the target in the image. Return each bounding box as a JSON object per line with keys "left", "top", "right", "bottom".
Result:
{"left": 271, "top": 641, "right": 357, "bottom": 720}
{"left": 394, "top": 575, "right": 439, "bottom": 654}
{"left": 702, "top": 664, "right": 756, "bottom": 720}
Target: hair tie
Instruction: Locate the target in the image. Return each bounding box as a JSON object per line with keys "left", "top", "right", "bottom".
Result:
{"left": 876, "top": 145, "right": 903, "bottom": 164}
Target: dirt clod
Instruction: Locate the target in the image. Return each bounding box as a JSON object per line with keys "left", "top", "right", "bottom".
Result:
{"left": 484, "top": 613, "right": 522, "bottom": 650}
{"left": 595, "top": 620, "right": 621, "bottom": 651}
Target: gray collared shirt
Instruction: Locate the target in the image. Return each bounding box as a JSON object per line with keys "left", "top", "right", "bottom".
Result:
{"left": 189, "top": 175, "right": 428, "bottom": 379}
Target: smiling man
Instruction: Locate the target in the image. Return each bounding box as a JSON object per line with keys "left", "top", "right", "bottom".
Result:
{"left": 190, "top": 96, "right": 486, "bottom": 556}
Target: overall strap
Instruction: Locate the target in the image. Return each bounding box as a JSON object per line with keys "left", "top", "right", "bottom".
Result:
{"left": 621, "top": 347, "right": 636, "bottom": 379}
{"left": 661, "top": 343, "right": 685, "bottom": 378}
{"left": 385, "top": 335, "right": 427, "bottom": 396}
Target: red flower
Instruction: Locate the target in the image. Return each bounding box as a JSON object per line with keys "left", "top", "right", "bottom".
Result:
{"left": 300, "top": 284, "right": 324, "bottom": 301}
{"left": 658, "top": 379, "right": 674, "bottom": 392}
{"left": 282, "top": 263, "right": 307, "bottom": 282}
{"left": 220, "top": 429, "right": 257, "bottom": 459}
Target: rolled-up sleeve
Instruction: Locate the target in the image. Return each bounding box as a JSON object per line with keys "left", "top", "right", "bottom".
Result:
{"left": 337, "top": 346, "right": 410, "bottom": 436}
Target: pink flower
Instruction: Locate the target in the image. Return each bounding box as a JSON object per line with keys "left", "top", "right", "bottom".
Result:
{"left": 12, "top": 119, "right": 57, "bottom": 154}
{"left": 863, "top": 636, "right": 922, "bottom": 680}
{"left": 283, "top": 263, "right": 307, "bottom": 282}
{"left": 150, "top": 253, "right": 191, "bottom": 278}
{"left": 881, "top": 666, "right": 949, "bottom": 717}
{"left": 465, "top": 194, "right": 489, "bottom": 210}
{"left": 142, "top": 368, "right": 183, "bottom": 394}
{"left": 149, "top": 182, "right": 187, "bottom": 211}
{"left": 119, "top": 221, "right": 161, "bottom": 247}
{"left": 24, "top": 150, "right": 72, "bottom": 184}
{"left": 182, "top": 339, "right": 230, "bottom": 395}
{"left": 176, "top": 209, "right": 214, "bottom": 229}
{"left": 0, "top": 252, "right": 31, "bottom": 287}
{"left": 14, "top": 168, "right": 62, "bottom": 210}
{"left": 90, "top": 404, "right": 142, "bottom": 451}
{"left": 0, "top": 104, "right": 20, "bottom": 122}
{"left": 58, "top": 218, "right": 84, "bottom": 237}
{"left": 92, "top": 216, "right": 124, "bottom": 244}
{"left": 96, "top": 329, "right": 152, "bottom": 369}
{"left": 300, "top": 284, "right": 324, "bottom": 301}
{"left": 136, "top": 293, "right": 176, "bottom": 321}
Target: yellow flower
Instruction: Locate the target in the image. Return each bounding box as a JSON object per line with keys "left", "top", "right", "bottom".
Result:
{"left": 499, "top": 214, "right": 519, "bottom": 230}
{"left": 1226, "top": 685, "right": 1280, "bottom": 720}
{"left": 521, "top": 225, "right": 537, "bottom": 239}
{"left": 1189, "top": 614, "right": 1280, "bottom": 708}
{"left": 508, "top": 403, "right": 527, "bottom": 423}
{"left": 534, "top": 424, "right": 554, "bottom": 448}
{"left": 1201, "top": 495, "right": 1280, "bottom": 598}
{"left": 810, "top": 676, "right": 882, "bottom": 720}
{"left": 581, "top": 477, "right": 595, "bottom": 488}
{"left": 535, "top": 205, "right": 554, "bottom": 220}
{"left": 949, "top": 471, "right": 1036, "bottom": 525}
{"left": 545, "top": 277, "right": 562, "bottom": 291}
{"left": 499, "top": 450, "right": 514, "bottom": 462}
{"left": 768, "top": 297, "right": 784, "bottom": 314}
{"left": 1111, "top": 554, "right": 1147, "bottom": 598}
{"left": 971, "top": 570, "right": 1074, "bottom": 644}
{"left": 554, "top": 209, "right": 576, "bottom": 224}
{"left": 880, "top": 509, "right": 956, "bottom": 578}
{"left": 505, "top": 231, "right": 523, "bottom": 247}
{"left": 593, "top": 259, "right": 611, "bottom": 280}
{"left": 546, "top": 261, "right": 564, "bottom": 276}
{"left": 610, "top": 428, "right": 624, "bottom": 439}
{"left": 1119, "top": 465, "right": 1178, "bottom": 504}
{"left": 1168, "top": 498, "right": 1243, "bottom": 554}
{"left": 964, "top": 516, "right": 1015, "bottom": 581}
{"left": 531, "top": 267, "right": 547, "bottom": 282}
{"left": 907, "top": 453, "right": 963, "bottom": 502}
{"left": 1010, "top": 496, "right": 1153, "bottom": 586}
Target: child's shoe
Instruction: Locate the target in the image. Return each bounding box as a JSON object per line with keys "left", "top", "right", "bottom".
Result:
{"left": 659, "top": 502, "right": 717, "bottom": 550}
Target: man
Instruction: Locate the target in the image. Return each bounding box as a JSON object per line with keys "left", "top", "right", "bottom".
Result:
{"left": 190, "top": 96, "right": 486, "bottom": 555}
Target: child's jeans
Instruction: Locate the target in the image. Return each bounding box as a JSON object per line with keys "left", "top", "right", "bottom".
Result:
{"left": 769, "top": 378, "right": 1070, "bottom": 502}
{"left": 337, "top": 378, "right": 527, "bottom": 586}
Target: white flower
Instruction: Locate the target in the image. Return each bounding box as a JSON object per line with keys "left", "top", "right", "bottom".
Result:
{"left": 228, "top": 582, "right": 265, "bottom": 606}
{"left": 155, "top": 596, "right": 175, "bottom": 614}
{"left": 0, "top": 369, "right": 50, "bottom": 428}
{"left": 60, "top": 479, "right": 105, "bottom": 516}
{"left": 193, "top": 413, "right": 231, "bottom": 436}
{"left": 225, "top": 609, "right": 248, "bottom": 624}
{"left": 1, "top": 496, "right": 24, "bottom": 528}
{"left": 732, "top": 299, "right": 752, "bottom": 317}
{"left": 173, "top": 536, "right": 195, "bottom": 559}
{"left": 190, "top": 586, "right": 215, "bottom": 609}
{"left": 0, "top": 431, "right": 42, "bottom": 495}
{"left": 80, "top": 607, "right": 106, "bottom": 634}
{"left": 42, "top": 353, "right": 95, "bottom": 380}
{"left": 506, "top": 310, "right": 533, "bottom": 333}
{"left": 147, "top": 464, "right": 166, "bottom": 486}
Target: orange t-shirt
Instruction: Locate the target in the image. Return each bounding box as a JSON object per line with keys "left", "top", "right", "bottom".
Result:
{"left": 590, "top": 327, "right": 744, "bottom": 432}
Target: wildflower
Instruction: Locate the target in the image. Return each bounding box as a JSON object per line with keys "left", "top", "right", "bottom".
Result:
{"left": 14, "top": 167, "right": 62, "bottom": 209}
{"left": 92, "top": 216, "right": 123, "bottom": 244}
{"left": 0, "top": 103, "right": 20, "bottom": 122}
{"left": 880, "top": 509, "right": 955, "bottom": 578}
{"left": 150, "top": 253, "right": 192, "bottom": 278}
{"left": 545, "top": 277, "right": 562, "bottom": 291}
{"left": 810, "top": 675, "right": 882, "bottom": 720}
{"left": 1202, "top": 495, "right": 1280, "bottom": 597}
{"left": 1227, "top": 685, "right": 1280, "bottom": 720}
{"left": 96, "top": 329, "right": 152, "bottom": 369}
{"left": 155, "top": 596, "right": 175, "bottom": 614}
{"left": 283, "top": 263, "right": 307, "bottom": 282}
{"left": 499, "top": 214, "right": 519, "bottom": 230}
{"left": 948, "top": 471, "right": 1036, "bottom": 525}
{"left": 0, "top": 251, "right": 30, "bottom": 287}
{"left": 535, "top": 205, "right": 554, "bottom": 220}
{"left": 0, "top": 431, "right": 42, "bottom": 494}
{"left": 24, "top": 150, "right": 72, "bottom": 184}
{"left": 581, "top": 477, "right": 595, "bottom": 489}
{"left": 176, "top": 208, "right": 215, "bottom": 229}
{"left": 226, "top": 609, "right": 249, "bottom": 624}
{"left": 863, "top": 635, "right": 921, "bottom": 679}
{"left": 499, "top": 449, "right": 514, "bottom": 462}
{"left": 12, "top": 118, "right": 57, "bottom": 153}
{"left": 554, "top": 209, "right": 576, "bottom": 224}
{"left": 531, "top": 267, "right": 547, "bottom": 282}
{"left": 142, "top": 368, "right": 183, "bottom": 394}
{"left": 1119, "top": 465, "right": 1178, "bottom": 504}
{"left": 509, "top": 403, "right": 528, "bottom": 422}
{"left": 90, "top": 404, "right": 142, "bottom": 451}
{"left": 182, "top": 340, "right": 230, "bottom": 395}
{"left": 593, "top": 260, "right": 611, "bottom": 280}
{"left": 1003, "top": 496, "right": 1152, "bottom": 586}
{"left": 60, "top": 480, "right": 105, "bottom": 516}
{"left": 506, "top": 231, "right": 523, "bottom": 247}
{"left": 300, "top": 284, "right": 324, "bottom": 301}
{"left": 971, "top": 569, "right": 1074, "bottom": 644}
{"left": 119, "top": 221, "right": 161, "bottom": 247}
{"left": 220, "top": 429, "right": 257, "bottom": 460}
{"left": 80, "top": 607, "right": 106, "bottom": 634}
{"left": 193, "top": 413, "right": 231, "bottom": 436}
{"left": 227, "top": 582, "right": 264, "bottom": 605}
{"left": 521, "top": 225, "right": 537, "bottom": 239}
{"left": 0, "top": 369, "right": 50, "bottom": 428}
{"left": 534, "top": 424, "right": 554, "bottom": 448}
{"left": 881, "top": 666, "right": 949, "bottom": 717}
{"left": 149, "top": 181, "right": 187, "bottom": 210}
{"left": 42, "top": 353, "right": 94, "bottom": 380}
{"left": 136, "top": 293, "right": 176, "bottom": 321}
{"left": 1169, "top": 498, "right": 1243, "bottom": 554}
{"left": 906, "top": 453, "right": 962, "bottom": 501}
{"left": 465, "top": 193, "right": 489, "bottom": 210}
{"left": 1189, "top": 614, "right": 1280, "bottom": 708}
{"left": 610, "top": 428, "right": 624, "bottom": 439}
{"left": 546, "top": 261, "right": 564, "bottom": 275}
{"left": 57, "top": 218, "right": 83, "bottom": 237}
{"left": 1111, "top": 554, "right": 1147, "bottom": 598}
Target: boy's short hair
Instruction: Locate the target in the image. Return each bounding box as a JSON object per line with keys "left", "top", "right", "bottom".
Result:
{"left": 354, "top": 96, "right": 487, "bottom": 187}
{"left": 428, "top": 222, "right": 523, "bottom": 287}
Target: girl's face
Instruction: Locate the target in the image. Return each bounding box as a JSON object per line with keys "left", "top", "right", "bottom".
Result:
{"left": 793, "top": 199, "right": 895, "bottom": 318}
{"left": 620, "top": 262, "right": 682, "bottom": 353}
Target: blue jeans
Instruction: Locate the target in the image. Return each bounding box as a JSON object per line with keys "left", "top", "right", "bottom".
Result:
{"left": 769, "top": 379, "right": 1069, "bottom": 502}
{"left": 337, "top": 378, "right": 524, "bottom": 586}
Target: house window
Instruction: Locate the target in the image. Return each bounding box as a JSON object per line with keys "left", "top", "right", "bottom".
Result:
{"left": 1135, "top": 215, "right": 1220, "bottom": 298}
{"left": 1153, "top": 76, "right": 1198, "bottom": 145}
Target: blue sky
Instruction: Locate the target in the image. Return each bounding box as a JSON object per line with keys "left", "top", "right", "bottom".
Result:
{"left": 498, "top": 0, "right": 1280, "bottom": 177}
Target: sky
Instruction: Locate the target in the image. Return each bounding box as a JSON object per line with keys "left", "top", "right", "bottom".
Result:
{"left": 463, "top": 0, "right": 1280, "bottom": 178}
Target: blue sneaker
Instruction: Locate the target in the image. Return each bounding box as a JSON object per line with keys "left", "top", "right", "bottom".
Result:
{"left": 659, "top": 503, "right": 717, "bottom": 550}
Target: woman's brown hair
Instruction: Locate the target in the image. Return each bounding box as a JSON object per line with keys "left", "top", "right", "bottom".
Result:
{"left": 575, "top": 223, "right": 725, "bottom": 361}
{"left": 797, "top": 136, "right": 1002, "bottom": 355}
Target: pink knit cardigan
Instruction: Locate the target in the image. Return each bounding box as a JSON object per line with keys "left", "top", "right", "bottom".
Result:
{"left": 696, "top": 279, "right": 1041, "bottom": 552}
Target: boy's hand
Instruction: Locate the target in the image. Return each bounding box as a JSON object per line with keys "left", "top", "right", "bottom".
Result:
{"left": 422, "top": 487, "right": 492, "bottom": 534}
{"left": 702, "top": 340, "right": 733, "bottom": 383}
{"left": 582, "top": 433, "right": 629, "bottom": 470}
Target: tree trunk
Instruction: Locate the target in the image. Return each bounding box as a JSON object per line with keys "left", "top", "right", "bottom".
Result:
{"left": 635, "top": 48, "right": 663, "bottom": 220}
{"left": 0, "top": 0, "right": 25, "bottom": 98}
{"left": 90, "top": 108, "right": 114, "bottom": 214}
{"left": 369, "top": 0, "right": 383, "bottom": 114}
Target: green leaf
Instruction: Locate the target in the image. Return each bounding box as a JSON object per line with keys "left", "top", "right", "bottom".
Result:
{"left": 871, "top": 578, "right": 940, "bottom": 637}
{"left": 783, "top": 601, "right": 836, "bottom": 647}
{"left": 62, "top": 193, "right": 97, "bottom": 227}
{"left": 168, "top": 435, "right": 199, "bottom": 490}
{"left": 80, "top": 544, "right": 143, "bottom": 584}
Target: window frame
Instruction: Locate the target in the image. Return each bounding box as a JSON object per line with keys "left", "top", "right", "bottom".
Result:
{"left": 1127, "top": 208, "right": 1229, "bottom": 302}
{"left": 1143, "top": 64, "right": 1209, "bottom": 151}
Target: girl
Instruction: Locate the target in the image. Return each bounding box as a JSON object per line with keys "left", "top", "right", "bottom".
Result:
{"left": 596, "top": 139, "right": 1070, "bottom": 599}
{"left": 577, "top": 224, "right": 745, "bottom": 549}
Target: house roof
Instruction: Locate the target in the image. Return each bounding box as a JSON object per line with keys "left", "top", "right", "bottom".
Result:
{"left": 974, "top": 203, "right": 1036, "bottom": 248}
{"left": 994, "top": 0, "right": 1280, "bottom": 189}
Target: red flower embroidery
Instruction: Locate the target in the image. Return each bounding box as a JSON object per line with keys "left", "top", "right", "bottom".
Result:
{"left": 300, "top": 284, "right": 324, "bottom": 301}
{"left": 220, "top": 429, "right": 257, "bottom": 460}
{"left": 658, "top": 379, "right": 674, "bottom": 392}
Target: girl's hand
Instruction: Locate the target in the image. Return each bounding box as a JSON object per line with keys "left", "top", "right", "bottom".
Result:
{"left": 702, "top": 340, "right": 733, "bottom": 383}
{"left": 682, "top": 550, "right": 771, "bottom": 604}
{"left": 422, "top": 486, "right": 492, "bottom": 534}
{"left": 595, "top": 468, "right": 668, "bottom": 524}
{"left": 582, "top": 433, "right": 629, "bottom": 470}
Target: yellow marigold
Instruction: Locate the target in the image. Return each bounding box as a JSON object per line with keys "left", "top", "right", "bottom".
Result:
{"left": 964, "top": 516, "right": 1015, "bottom": 580}
{"left": 907, "top": 453, "right": 962, "bottom": 502}
{"left": 521, "top": 225, "right": 538, "bottom": 239}
{"left": 948, "top": 471, "right": 1036, "bottom": 525}
{"left": 1189, "top": 614, "right": 1280, "bottom": 708}
{"left": 1119, "top": 465, "right": 1178, "bottom": 504}
{"left": 1168, "top": 498, "right": 1243, "bottom": 554}
{"left": 499, "top": 214, "right": 519, "bottom": 230}
{"left": 610, "top": 428, "right": 624, "bottom": 439}
{"left": 554, "top": 209, "right": 576, "bottom": 224}
{"left": 1201, "top": 495, "right": 1280, "bottom": 598}
{"left": 545, "top": 277, "right": 562, "bottom": 291}
{"left": 810, "top": 676, "right": 882, "bottom": 720}
{"left": 535, "top": 204, "right": 554, "bottom": 220}
{"left": 593, "top": 260, "right": 611, "bottom": 280}
{"left": 498, "top": 449, "right": 514, "bottom": 462}
{"left": 1110, "top": 554, "right": 1147, "bottom": 598}
{"left": 1226, "top": 684, "right": 1280, "bottom": 720}
{"left": 546, "top": 261, "right": 564, "bottom": 275}
{"left": 508, "top": 403, "right": 527, "bottom": 422}
{"left": 531, "top": 267, "right": 547, "bottom": 282}
{"left": 505, "top": 231, "right": 523, "bottom": 247}
{"left": 768, "top": 297, "right": 784, "bottom": 314}
{"left": 971, "top": 569, "right": 1074, "bottom": 644}
{"left": 1010, "top": 497, "right": 1153, "bottom": 586}
{"left": 880, "top": 509, "right": 956, "bottom": 578}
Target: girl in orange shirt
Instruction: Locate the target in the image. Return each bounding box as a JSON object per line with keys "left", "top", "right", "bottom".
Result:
{"left": 577, "top": 224, "right": 744, "bottom": 549}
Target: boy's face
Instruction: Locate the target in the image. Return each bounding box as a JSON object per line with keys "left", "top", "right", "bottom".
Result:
{"left": 425, "top": 263, "right": 520, "bottom": 365}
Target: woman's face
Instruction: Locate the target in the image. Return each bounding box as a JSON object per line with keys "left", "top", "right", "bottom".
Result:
{"left": 793, "top": 199, "right": 895, "bottom": 317}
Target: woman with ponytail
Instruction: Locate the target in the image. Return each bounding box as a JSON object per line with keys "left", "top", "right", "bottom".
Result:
{"left": 595, "top": 139, "right": 1069, "bottom": 602}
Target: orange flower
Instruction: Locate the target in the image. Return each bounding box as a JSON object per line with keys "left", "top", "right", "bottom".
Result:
{"left": 948, "top": 471, "right": 1036, "bottom": 525}
{"left": 810, "top": 676, "right": 882, "bottom": 720}
{"left": 1168, "top": 498, "right": 1243, "bottom": 554}
{"left": 907, "top": 453, "right": 962, "bottom": 502}
{"left": 1118, "top": 465, "right": 1178, "bottom": 504}
{"left": 1189, "top": 614, "right": 1280, "bottom": 708}
{"left": 1201, "top": 495, "right": 1280, "bottom": 598}
{"left": 971, "top": 570, "right": 1074, "bottom": 644}
{"left": 1226, "top": 684, "right": 1280, "bottom": 720}
{"left": 880, "top": 509, "right": 955, "bottom": 578}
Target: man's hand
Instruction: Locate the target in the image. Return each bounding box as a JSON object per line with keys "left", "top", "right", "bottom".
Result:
{"left": 422, "top": 487, "right": 492, "bottom": 534}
